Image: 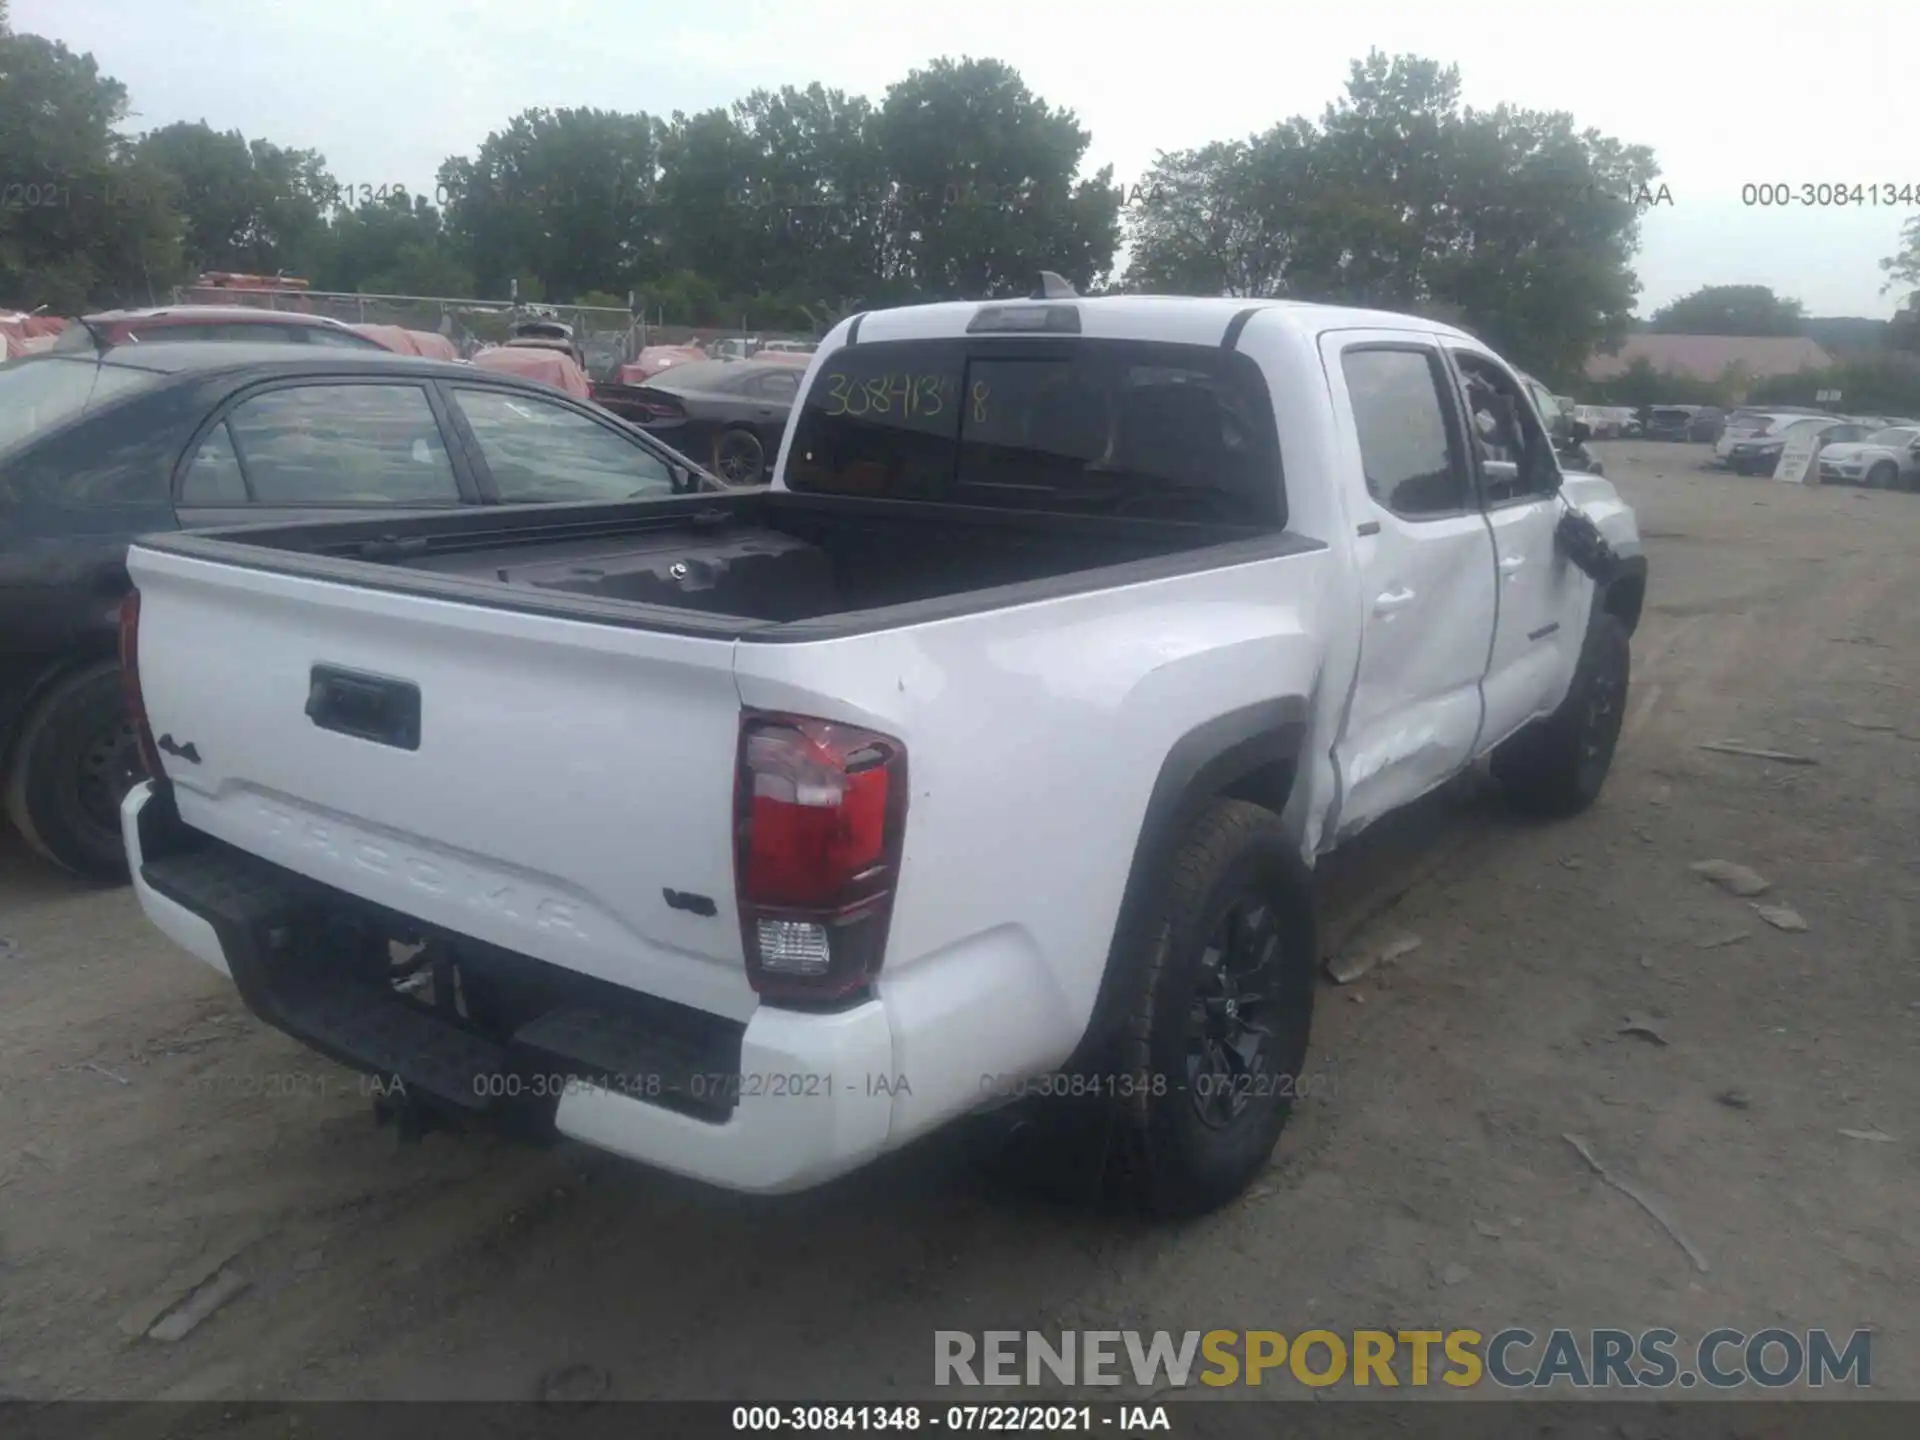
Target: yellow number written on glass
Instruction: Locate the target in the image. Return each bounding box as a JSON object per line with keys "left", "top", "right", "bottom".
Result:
{"left": 970, "top": 381, "right": 990, "bottom": 423}
{"left": 817, "top": 372, "right": 956, "bottom": 419}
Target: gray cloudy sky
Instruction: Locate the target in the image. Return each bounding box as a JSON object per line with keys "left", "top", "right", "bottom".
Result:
{"left": 20, "top": 0, "right": 1916, "bottom": 317}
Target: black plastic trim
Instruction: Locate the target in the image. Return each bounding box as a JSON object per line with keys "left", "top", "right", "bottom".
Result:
{"left": 1527, "top": 621, "right": 1561, "bottom": 642}
{"left": 844, "top": 313, "right": 867, "bottom": 346}
{"left": 1064, "top": 696, "right": 1311, "bottom": 1073}
{"left": 139, "top": 830, "right": 747, "bottom": 1129}
{"left": 1221, "top": 307, "right": 1262, "bottom": 350}
{"left": 1604, "top": 553, "right": 1650, "bottom": 635}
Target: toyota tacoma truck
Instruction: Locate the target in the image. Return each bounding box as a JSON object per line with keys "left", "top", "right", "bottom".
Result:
{"left": 120, "top": 293, "right": 1646, "bottom": 1218}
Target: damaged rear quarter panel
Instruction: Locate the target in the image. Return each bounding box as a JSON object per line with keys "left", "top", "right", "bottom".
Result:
{"left": 730, "top": 546, "right": 1331, "bottom": 1133}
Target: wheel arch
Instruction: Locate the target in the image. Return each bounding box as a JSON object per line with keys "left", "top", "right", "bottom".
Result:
{"left": 1602, "top": 554, "right": 1648, "bottom": 636}
{"left": 1062, "top": 697, "right": 1310, "bottom": 1073}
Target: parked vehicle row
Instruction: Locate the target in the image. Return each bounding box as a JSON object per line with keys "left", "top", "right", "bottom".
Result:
{"left": 1641, "top": 405, "right": 1723, "bottom": 442}
{"left": 114, "top": 288, "right": 1645, "bottom": 1217}
{"left": 0, "top": 341, "right": 725, "bottom": 879}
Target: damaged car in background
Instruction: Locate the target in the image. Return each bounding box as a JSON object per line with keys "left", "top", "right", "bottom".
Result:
{"left": 0, "top": 342, "right": 720, "bottom": 880}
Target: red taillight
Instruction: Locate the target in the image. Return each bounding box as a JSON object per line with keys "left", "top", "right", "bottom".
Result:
{"left": 118, "top": 590, "right": 164, "bottom": 778}
{"left": 734, "top": 712, "right": 908, "bottom": 1004}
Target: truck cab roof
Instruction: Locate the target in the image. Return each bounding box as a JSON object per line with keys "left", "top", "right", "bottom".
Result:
{"left": 844, "top": 295, "right": 1477, "bottom": 349}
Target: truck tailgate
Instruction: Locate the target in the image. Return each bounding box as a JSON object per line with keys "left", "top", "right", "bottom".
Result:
{"left": 128, "top": 544, "right": 756, "bottom": 1023}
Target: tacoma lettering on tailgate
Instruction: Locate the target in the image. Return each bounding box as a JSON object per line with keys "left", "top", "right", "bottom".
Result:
{"left": 254, "top": 799, "right": 587, "bottom": 938}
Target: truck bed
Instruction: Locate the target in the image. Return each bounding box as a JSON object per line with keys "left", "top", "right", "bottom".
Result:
{"left": 137, "top": 490, "right": 1315, "bottom": 641}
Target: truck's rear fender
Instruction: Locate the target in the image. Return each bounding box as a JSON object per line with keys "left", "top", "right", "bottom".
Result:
{"left": 730, "top": 544, "right": 1330, "bottom": 1143}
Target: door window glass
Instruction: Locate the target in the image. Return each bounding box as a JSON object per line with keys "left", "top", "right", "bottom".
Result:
{"left": 178, "top": 421, "right": 249, "bottom": 503}
{"left": 452, "top": 386, "right": 676, "bottom": 501}
{"left": 225, "top": 384, "right": 459, "bottom": 504}
{"left": 1452, "top": 353, "right": 1559, "bottom": 504}
{"left": 1341, "top": 347, "right": 1472, "bottom": 518}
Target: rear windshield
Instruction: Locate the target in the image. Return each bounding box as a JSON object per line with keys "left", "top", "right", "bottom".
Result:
{"left": 784, "top": 338, "right": 1284, "bottom": 526}
{"left": 1651, "top": 408, "right": 1694, "bottom": 423}
{"left": 0, "top": 356, "right": 164, "bottom": 457}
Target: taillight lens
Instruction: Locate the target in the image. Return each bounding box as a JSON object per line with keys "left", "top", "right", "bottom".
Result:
{"left": 734, "top": 711, "right": 908, "bottom": 1004}
{"left": 118, "top": 590, "right": 164, "bottom": 778}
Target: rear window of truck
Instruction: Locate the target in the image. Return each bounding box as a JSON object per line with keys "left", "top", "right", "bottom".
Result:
{"left": 785, "top": 338, "right": 1285, "bottom": 527}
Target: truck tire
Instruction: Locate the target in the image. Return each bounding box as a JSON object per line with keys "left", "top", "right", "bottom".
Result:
{"left": 1109, "top": 799, "right": 1319, "bottom": 1218}
{"left": 3, "top": 661, "right": 140, "bottom": 882}
{"left": 1492, "top": 611, "right": 1630, "bottom": 819}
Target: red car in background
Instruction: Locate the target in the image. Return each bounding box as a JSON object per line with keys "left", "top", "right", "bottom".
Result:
{"left": 620, "top": 345, "right": 707, "bottom": 383}
{"left": 50, "top": 305, "right": 390, "bottom": 352}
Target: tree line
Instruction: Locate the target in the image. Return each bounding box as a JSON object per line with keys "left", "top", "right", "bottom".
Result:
{"left": 3, "top": 4, "right": 1916, "bottom": 389}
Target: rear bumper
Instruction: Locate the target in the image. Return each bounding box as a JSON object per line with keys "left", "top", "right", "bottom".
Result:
{"left": 123, "top": 782, "right": 899, "bottom": 1193}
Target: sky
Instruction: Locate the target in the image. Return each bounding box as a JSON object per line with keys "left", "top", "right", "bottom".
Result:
{"left": 17, "top": 0, "right": 1918, "bottom": 319}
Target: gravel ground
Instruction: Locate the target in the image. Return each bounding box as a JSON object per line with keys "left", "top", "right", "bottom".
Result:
{"left": 1, "top": 439, "right": 1914, "bottom": 1411}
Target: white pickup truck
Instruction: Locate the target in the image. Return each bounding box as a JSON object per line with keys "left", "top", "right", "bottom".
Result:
{"left": 121, "top": 294, "right": 1645, "bottom": 1218}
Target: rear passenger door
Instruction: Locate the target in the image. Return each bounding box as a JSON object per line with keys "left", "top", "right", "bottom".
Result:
{"left": 1321, "top": 333, "right": 1499, "bottom": 840}
{"left": 173, "top": 379, "right": 477, "bottom": 526}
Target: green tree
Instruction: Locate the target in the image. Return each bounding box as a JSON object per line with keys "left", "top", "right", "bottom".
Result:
{"left": 0, "top": 28, "right": 181, "bottom": 309}
{"left": 725, "top": 83, "right": 894, "bottom": 302}
{"left": 1746, "top": 354, "right": 1920, "bottom": 414}
{"left": 439, "top": 107, "right": 662, "bottom": 300}
{"left": 653, "top": 106, "right": 758, "bottom": 292}
{"left": 137, "top": 121, "right": 338, "bottom": 277}
{"left": 1648, "top": 284, "right": 1805, "bottom": 336}
{"left": 874, "top": 57, "right": 1121, "bottom": 299}
{"left": 1123, "top": 132, "right": 1314, "bottom": 297}
{"left": 1882, "top": 214, "right": 1920, "bottom": 352}
{"left": 1125, "top": 51, "right": 1658, "bottom": 381}
{"left": 309, "top": 190, "right": 471, "bottom": 296}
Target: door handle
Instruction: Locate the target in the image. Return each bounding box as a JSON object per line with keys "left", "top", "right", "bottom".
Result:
{"left": 1498, "top": 555, "right": 1526, "bottom": 574}
{"left": 1373, "top": 586, "right": 1417, "bottom": 615}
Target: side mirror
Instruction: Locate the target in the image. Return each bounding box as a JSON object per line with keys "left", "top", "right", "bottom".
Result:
{"left": 1570, "top": 420, "right": 1592, "bottom": 445}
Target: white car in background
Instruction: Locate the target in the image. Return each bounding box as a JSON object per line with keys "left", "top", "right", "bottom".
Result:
{"left": 1816, "top": 425, "right": 1920, "bottom": 490}
{"left": 1713, "top": 409, "right": 1833, "bottom": 468}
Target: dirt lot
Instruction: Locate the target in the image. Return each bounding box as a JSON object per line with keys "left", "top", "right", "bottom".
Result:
{"left": 2, "top": 440, "right": 1915, "bottom": 1408}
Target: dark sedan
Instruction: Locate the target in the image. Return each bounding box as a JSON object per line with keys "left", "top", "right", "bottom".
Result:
{"left": 0, "top": 342, "right": 721, "bottom": 880}
{"left": 1644, "top": 406, "right": 1703, "bottom": 441}
{"left": 601, "top": 359, "right": 802, "bottom": 484}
